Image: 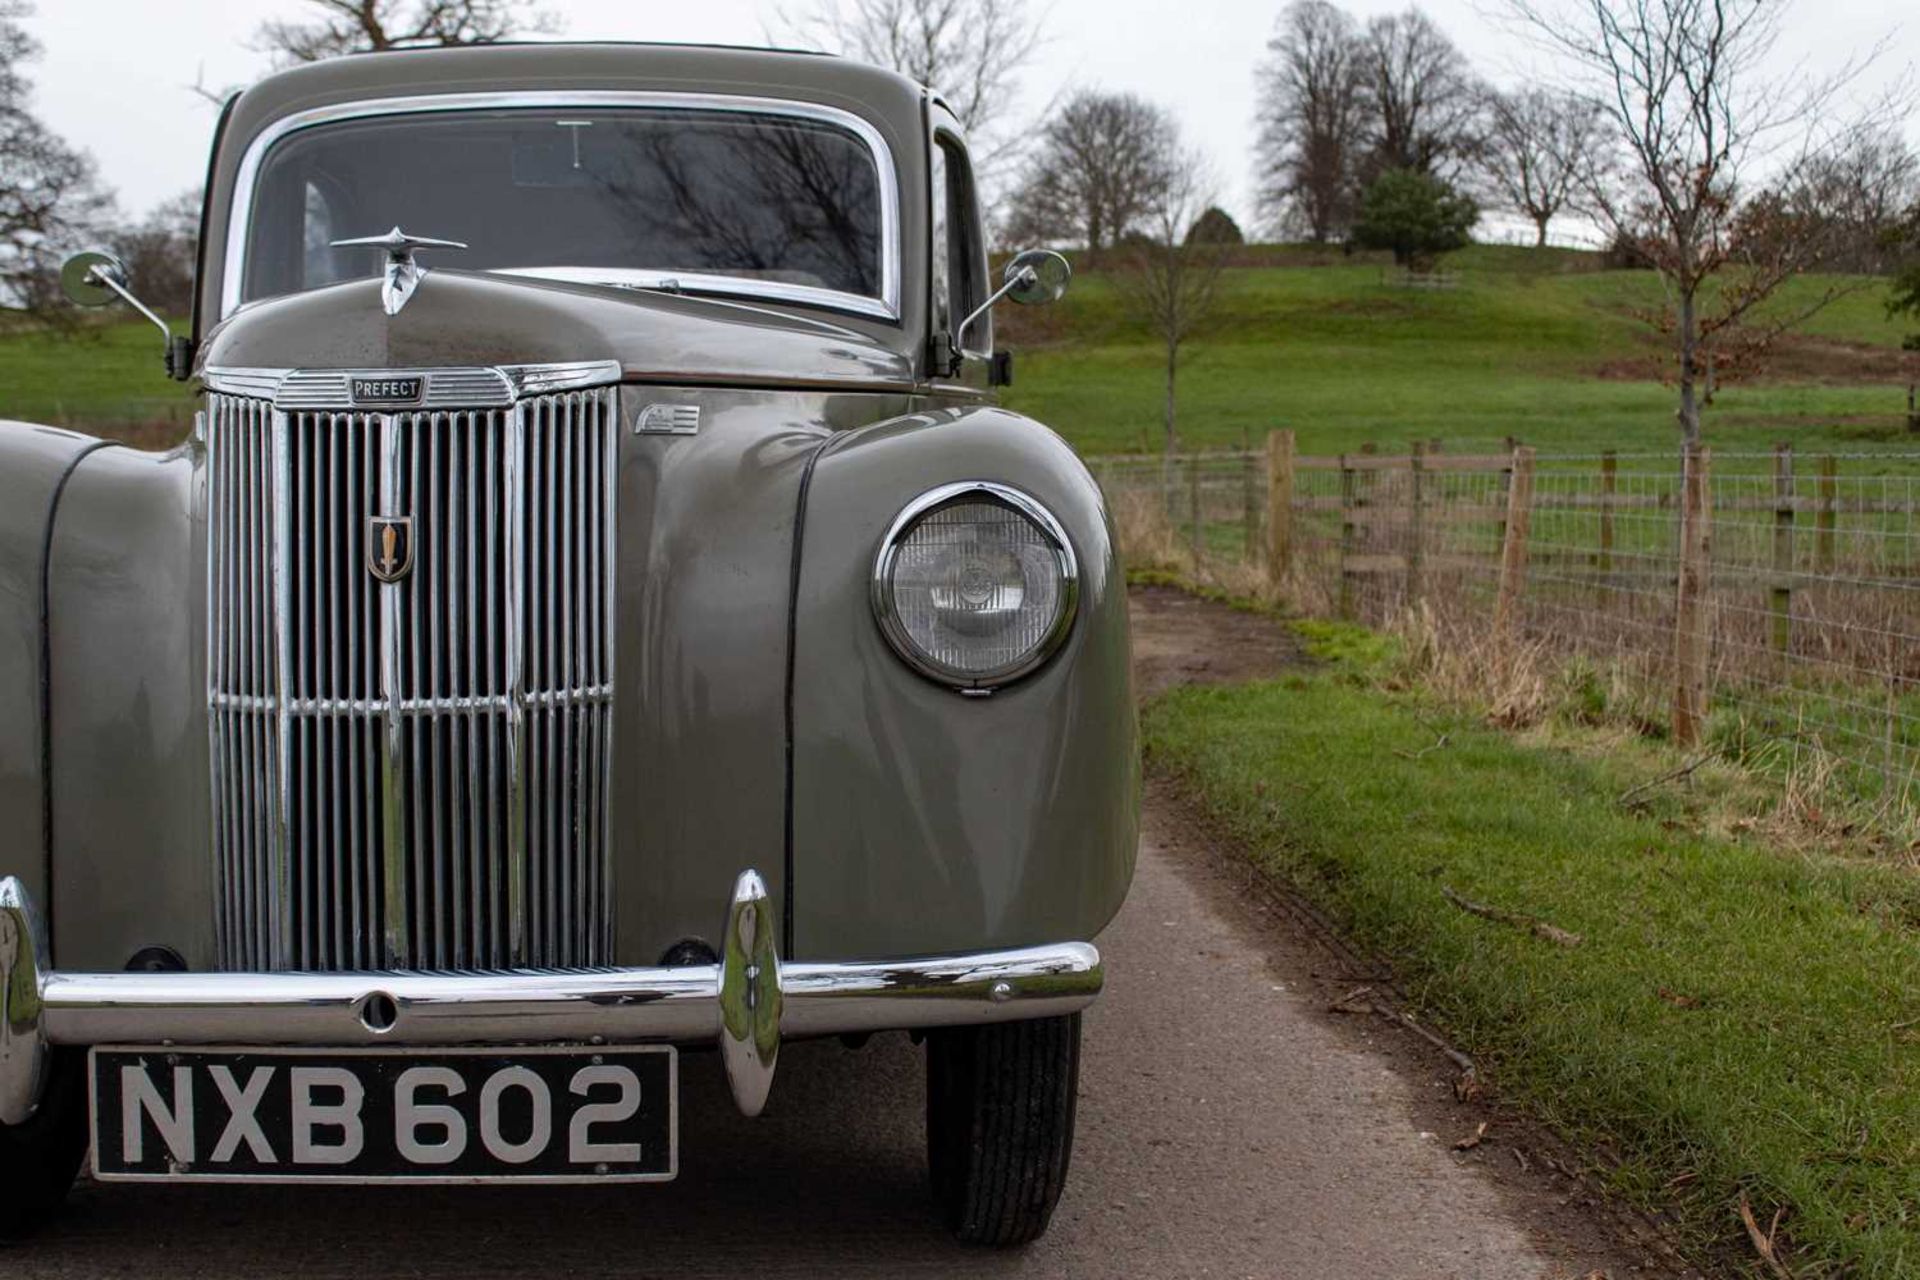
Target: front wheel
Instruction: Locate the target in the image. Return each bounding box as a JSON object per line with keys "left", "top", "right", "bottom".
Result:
{"left": 0, "top": 1049, "right": 89, "bottom": 1239}
{"left": 925, "top": 1013, "right": 1081, "bottom": 1246}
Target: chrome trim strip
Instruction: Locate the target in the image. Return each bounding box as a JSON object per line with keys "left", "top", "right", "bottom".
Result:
{"left": 503, "top": 401, "right": 530, "bottom": 964}
{"left": 870, "top": 481, "right": 1082, "bottom": 692}
{"left": 377, "top": 411, "right": 410, "bottom": 964}
{"left": 0, "top": 872, "right": 1102, "bottom": 1125}
{"left": 204, "top": 362, "right": 623, "bottom": 410}
{"left": 270, "top": 409, "right": 294, "bottom": 968}
{"left": 219, "top": 91, "right": 903, "bottom": 324}
{"left": 202, "top": 367, "right": 291, "bottom": 398}
{"left": 493, "top": 266, "right": 899, "bottom": 322}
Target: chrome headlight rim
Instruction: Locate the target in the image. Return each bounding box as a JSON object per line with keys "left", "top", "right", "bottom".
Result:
{"left": 871, "top": 480, "right": 1081, "bottom": 691}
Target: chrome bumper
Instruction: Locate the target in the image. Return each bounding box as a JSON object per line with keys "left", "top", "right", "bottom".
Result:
{"left": 0, "top": 871, "right": 1101, "bottom": 1127}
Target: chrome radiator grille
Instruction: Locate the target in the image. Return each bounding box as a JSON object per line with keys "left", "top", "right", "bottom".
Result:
{"left": 207, "top": 388, "right": 617, "bottom": 972}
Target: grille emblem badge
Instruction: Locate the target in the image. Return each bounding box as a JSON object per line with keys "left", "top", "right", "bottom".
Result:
{"left": 367, "top": 516, "right": 415, "bottom": 583}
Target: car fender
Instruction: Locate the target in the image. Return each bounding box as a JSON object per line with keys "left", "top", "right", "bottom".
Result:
{"left": 0, "top": 421, "right": 115, "bottom": 945}
{"left": 789, "top": 405, "right": 1138, "bottom": 960}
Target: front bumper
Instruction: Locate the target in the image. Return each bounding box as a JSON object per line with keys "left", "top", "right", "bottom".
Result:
{"left": 0, "top": 870, "right": 1101, "bottom": 1127}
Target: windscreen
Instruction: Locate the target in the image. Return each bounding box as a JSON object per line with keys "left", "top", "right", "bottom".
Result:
{"left": 240, "top": 106, "right": 887, "bottom": 309}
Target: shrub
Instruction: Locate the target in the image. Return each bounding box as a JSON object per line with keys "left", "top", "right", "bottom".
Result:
{"left": 1349, "top": 169, "right": 1477, "bottom": 269}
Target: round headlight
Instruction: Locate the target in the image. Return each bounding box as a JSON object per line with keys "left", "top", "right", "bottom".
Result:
{"left": 872, "top": 482, "right": 1079, "bottom": 690}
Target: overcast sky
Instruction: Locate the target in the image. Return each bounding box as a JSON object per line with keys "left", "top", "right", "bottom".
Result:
{"left": 17, "top": 0, "right": 1920, "bottom": 236}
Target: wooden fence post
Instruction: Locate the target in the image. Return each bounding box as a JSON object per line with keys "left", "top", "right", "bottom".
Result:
{"left": 1241, "top": 428, "right": 1258, "bottom": 563}
{"left": 1407, "top": 440, "right": 1427, "bottom": 603}
{"left": 1266, "top": 430, "right": 1296, "bottom": 590}
{"left": 1493, "top": 447, "right": 1536, "bottom": 640}
{"left": 1672, "top": 445, "right": 1713, "bottom": 748}
{"left": 1187, "top": 454, "right": 1204, "bottom": 570}
{"left": 1338, "top": 455, "right": 1357, "bottom": 621}
{"left": 1816, "top": 454, "right": 1837, "bottom": 574}
{"left": 1771, "top": 443, "right": 1795, "bottom": 655}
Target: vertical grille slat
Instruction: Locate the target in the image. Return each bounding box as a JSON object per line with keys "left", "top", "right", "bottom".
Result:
{"left": 207, "top": 387, "right": 617, "bottom": 972}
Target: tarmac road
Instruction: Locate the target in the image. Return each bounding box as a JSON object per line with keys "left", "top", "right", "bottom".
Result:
{"left": 5, "top": 590, "right": 1653, "bottom": 1279}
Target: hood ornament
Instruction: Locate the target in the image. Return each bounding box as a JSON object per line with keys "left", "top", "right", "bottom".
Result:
{"left": 331, "top": 226, "right": 468, "bottom": 317}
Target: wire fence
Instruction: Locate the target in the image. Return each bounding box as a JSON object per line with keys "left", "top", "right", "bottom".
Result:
{"left": 1096, "top": 440, "right": 1920, "bottom": 814}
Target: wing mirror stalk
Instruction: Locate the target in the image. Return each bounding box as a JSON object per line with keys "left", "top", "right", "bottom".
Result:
{"left": 59, "top": 249, "right": 194, "bottom": 381}
{"left": 942, "top": 249, "right": 1071, "bottom": 378}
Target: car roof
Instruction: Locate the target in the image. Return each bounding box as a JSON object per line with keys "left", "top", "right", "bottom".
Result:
{"left": 197, "top": 41, "right": 937, "bottom": 350}
{"left": 224, "top": 41, "right": 929, "bottom": 132}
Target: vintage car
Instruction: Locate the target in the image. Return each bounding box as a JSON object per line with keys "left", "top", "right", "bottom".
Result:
{"left": 0, "top": 42, "right": 1137, "bottom": 1245}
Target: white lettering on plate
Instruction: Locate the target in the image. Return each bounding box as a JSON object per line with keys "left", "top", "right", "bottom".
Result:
{"left": 290, "top": 1067, "right": 365, "bottom": 1164}
{"left": 395, "top": 1066, "right": 469, "bottom": 1164}
{"left": 478, "top": 1067, "right": 552, "bottom": 1164}
{"left": 121, "top": 1063, "right": 194, "bottom": 1165}
{"left": 568, "top": 1064, "right": 643, "bottom": 1164}
{"left": 209, "top": 1064, "right": 277, "bottom": 1163}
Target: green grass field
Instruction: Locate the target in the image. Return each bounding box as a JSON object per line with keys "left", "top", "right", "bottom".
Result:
{"left": 1146, "top": 633, "right": 1920, "bottom": 1277}
{"left": 0, "top": 316, "right": 196, "bottom": 446}
{"left": 1000, "top": 244, "right": 1918, "bottom": 457}
{"left": 1, "top": 243, "right": 1915, "bottom": 459}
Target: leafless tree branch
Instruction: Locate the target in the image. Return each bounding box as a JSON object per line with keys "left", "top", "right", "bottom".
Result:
{"left": 1503, "top": 0, "right": 1914, "bottom": 445}
{"left": 251, "top": 0, "right": 558, "bottom": 66}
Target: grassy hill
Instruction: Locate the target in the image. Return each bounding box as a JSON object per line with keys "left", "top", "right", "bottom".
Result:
{"left": 2, "top": 243, "right": 1915, "bottom": 457}
{"left": 1000, "top": 244, "right": 1918, "bottom": 457}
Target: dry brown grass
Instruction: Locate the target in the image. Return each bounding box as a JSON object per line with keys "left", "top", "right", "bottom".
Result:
{"left": 1111, "top": 486, "right": 1283, "bottom": 603}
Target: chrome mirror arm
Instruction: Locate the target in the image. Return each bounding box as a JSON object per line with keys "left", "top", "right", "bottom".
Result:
{"left": 946, "top": 250, "right": 1071, "bottom": 371}
{"left": 953, "top": 266, "right": 1038, "bottom": 354}
{"left": 87, "top": 264, "right": 173, "bottom": 346}
{"left": 59, "top": 248, "right": 193, "bottom": 380}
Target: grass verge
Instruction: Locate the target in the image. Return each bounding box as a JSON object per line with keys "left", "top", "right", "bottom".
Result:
{"left": 1145, "top": 639, "right": 1920, "bottom": 1276}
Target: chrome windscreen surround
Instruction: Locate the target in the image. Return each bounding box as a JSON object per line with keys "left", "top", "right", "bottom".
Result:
{"left": 202, "top": 361, "right": 623, "bottom": 409}
{"left": 218, "top": 91, "right": 904, "bottom": 324}
{"left": 871, "top": 481, "right": 1081, "bottom": 693}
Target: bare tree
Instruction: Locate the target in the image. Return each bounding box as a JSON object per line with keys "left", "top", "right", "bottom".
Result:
{"left": 1004, "top": 91, "right": 1175, "bottom": 265}
{"left": 0, "top": 0, "right": 111, "bottom": 321}
{"left": 1764, "top": 129, "right": 1920, "bottom": 274}
{"left": 773, "top": 0, "right": 1042, "bottom": 175}
{"left": 1354, "top": 8, "right": 1482, "bottom": 182}
{"left": 1253, "top": 0, "right": 1365, "bottom": 242}
{"left": 1507, "top": 0, "right": 1909, "bottom": 446}
{"left": 1112, "top": 140, "right": 1229, "bottom": 465}
{"left": 1476, "top": 88, "right": 1607, "bottom": 247}
{"left": 111, "top": 189, "right": 201, "bottom": 318}
{"left": 253, "top": 0, "right": 556, "bottom": 64}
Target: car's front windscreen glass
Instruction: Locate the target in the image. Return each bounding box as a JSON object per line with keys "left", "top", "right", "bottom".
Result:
{"left": 240, "top": 107, "right": 888, "bottom": 312}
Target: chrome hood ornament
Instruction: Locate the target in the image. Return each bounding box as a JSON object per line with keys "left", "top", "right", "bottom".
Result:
{"left": 330, "top": 226, "right": 468, "bottom": 316}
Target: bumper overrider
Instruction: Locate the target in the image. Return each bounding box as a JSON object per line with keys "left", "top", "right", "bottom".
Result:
{"left": 0, "top": 871, "right": 1102, "bottom": 1128}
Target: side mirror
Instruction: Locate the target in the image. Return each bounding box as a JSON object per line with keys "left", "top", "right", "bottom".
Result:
{"left": 59, "top": 249, "right": 191, "bottom": 380}
{"left": 1003, "top": 249, "right": 1071, "bottom": 307}
{"left": 60, "top": 249, "right": 133, "bottom": 308}
{"left": 951, "top": 248, "right": 1072, "bottom": 367}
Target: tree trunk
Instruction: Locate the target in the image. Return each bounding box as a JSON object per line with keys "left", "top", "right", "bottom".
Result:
{"left": 1533, "top": 216, "right": 1549, "bottom": 248}
{"left": 1676, "top": 287, "right": 1702, "bottom": 448}
{"left": 1163, "top": 336, "right": 1179, "bottom": 456}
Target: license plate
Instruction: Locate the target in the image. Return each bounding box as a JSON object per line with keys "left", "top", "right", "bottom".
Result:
{"left": 90, "top": 1045, "right": 677, "bottom": 1184}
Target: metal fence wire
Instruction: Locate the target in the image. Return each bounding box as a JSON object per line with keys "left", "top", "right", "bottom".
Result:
{"left": 1095, "top": 441, "right": 1920, "bottom": 810}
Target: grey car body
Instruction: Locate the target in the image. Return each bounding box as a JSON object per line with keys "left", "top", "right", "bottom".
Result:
{"left": 0, "top": 42, "right": 1135, "bottom": 1242}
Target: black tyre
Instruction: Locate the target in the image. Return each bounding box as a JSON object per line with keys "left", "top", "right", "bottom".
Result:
{"left": 0, "top": 1049, "right": 89, "bottom": 1240}
{"left": 925, "top": 1013, "right": 1081, "bottom": 1247}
